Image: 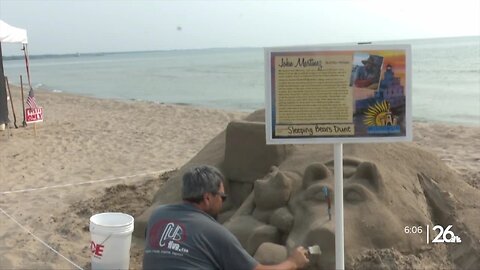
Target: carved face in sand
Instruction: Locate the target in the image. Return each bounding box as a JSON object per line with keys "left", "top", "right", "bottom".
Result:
{"left": 224, "top": 156, "right": 427, "bottom": 270}
{"left": 282, "top": 159, "right": 423, "bottom": 269}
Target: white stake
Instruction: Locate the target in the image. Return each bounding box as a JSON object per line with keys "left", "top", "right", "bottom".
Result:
{"left": 334, "top": 143, "right": 345, "bottom": 269}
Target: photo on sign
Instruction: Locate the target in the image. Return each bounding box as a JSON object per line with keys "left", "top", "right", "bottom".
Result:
{"left": 352, "top": 51, "right": 407, "bottom": 137}
{"left": 350, "top": 53, "right": 384, "bottom": 90}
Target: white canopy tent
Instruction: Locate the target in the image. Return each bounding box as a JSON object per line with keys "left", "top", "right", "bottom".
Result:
{"left": 0, "top": 20, "right": 28, "bottom": 43}
{"left": 0, "top": 20, "right": 29, "bottom": 125}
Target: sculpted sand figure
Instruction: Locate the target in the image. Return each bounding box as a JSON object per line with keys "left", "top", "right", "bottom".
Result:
{"left": 136, "top": 110, "right": 480, "bottom": 269}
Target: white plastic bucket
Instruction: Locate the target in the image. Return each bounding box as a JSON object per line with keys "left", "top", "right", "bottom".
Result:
{"left": 89, "top": 212, "right": 134, "bottom": 270}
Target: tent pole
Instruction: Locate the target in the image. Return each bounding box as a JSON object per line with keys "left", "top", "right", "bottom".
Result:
{"left": 6, "top": 77, "right": 18, "bottom": 128}
{"left": 0, "top": 42, "right": 10, "bottom": 126}
{"left": 20, "top": 75, "right": 26, "bottom": 127}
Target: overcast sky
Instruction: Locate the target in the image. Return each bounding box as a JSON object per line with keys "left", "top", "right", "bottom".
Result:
{"left": 1, "top": 0, "right": 479, "bottom": 56}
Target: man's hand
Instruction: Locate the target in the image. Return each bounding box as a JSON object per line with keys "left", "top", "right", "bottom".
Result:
{"left": 287, "top": 246, "right": 309, "bottom": 269}
{"left": 254, "top": 246, "right": 310, "bottom": 270}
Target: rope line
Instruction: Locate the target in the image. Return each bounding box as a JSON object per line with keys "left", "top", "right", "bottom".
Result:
{"left": 0, "top": 169, "right": 174, "bottom": 268}
{"left": 0, "top": 169, "right": 170, "bottom": 195}
{"left": 0, "top": 207, "right": 84, "bottom": 270}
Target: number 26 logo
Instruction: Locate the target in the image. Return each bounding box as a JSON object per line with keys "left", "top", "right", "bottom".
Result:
{"left": 432, "top": 225, "right": 461, "bottom": 243}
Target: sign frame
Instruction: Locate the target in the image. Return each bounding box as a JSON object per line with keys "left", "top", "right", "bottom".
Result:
{"left": 265, "top": 44, "right": 412, "bottom": 144}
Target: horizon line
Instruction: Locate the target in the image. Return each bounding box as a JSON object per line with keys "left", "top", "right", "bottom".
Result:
{"left": 2, "top": 35, "right": 479, "bottom": 59}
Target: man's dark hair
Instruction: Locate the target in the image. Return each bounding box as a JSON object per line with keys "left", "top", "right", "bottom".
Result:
{"left": 182, "top": 165, "right": 224, "bottom": 202}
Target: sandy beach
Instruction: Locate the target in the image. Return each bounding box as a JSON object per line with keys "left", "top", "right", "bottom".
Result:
{"left": 0, "top": 86, "right": 478, "bottom": 269}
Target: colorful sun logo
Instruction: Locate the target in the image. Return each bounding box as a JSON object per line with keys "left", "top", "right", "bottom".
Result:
{"left": 363, "top": 101, "right": 397, "bottom": 126}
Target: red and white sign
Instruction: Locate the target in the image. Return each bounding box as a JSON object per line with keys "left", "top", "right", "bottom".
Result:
{"left": 25, "top": 107, "right": 43, "bottom": 123}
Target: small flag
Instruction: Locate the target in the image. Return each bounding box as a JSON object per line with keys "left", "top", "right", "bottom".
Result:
{"left": 26, "top": 88, "right": 37, "bottom": 109}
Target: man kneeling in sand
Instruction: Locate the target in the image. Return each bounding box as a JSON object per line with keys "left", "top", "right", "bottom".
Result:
{"left": 143, "top": 165, "right": 310, "bottom": 270}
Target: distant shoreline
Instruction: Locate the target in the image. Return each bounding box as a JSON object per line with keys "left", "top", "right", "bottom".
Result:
{"left": 6, "top": 85, "right": 479, "bottom": 127}
{"left": 3, "top": 35, "right": 478, "bottom": 60}
{"left": 2, "top": 47, "right": 260, "bottom": 60}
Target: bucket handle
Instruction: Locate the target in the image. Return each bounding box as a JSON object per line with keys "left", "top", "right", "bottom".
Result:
{"left": 100, "top": 234, "right": 113, "bottom": 245}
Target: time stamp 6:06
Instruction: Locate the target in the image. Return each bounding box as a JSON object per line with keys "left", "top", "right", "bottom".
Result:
{"left": 404, "top": 225, "right": 462, "bottom": 244}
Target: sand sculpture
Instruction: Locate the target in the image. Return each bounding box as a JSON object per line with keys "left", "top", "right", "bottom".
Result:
{"left": 136, "top": 110, "right": 480, "bottom": 269}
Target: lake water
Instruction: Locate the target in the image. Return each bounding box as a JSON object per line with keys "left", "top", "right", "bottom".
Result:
{"left": 3, "top": 36, "right": 479, "bottom": 125}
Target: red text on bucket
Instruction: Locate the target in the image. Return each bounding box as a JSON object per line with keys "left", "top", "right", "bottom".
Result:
{"left": 90, "top": 241, "right": 105, "bottom": 258}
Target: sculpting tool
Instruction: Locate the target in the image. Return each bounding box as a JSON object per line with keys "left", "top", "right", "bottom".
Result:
{"left": 322, "top": 186, "right": 331, "bottom": 220}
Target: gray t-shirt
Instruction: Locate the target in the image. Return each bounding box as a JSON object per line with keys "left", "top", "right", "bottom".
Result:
{"left": 143, "top": 203, "right": 258, "bottom": 270}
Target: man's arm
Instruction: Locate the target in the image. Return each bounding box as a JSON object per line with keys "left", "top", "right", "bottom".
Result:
{"left": 254, "top": 246, "right": 310, "bottom": 270}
